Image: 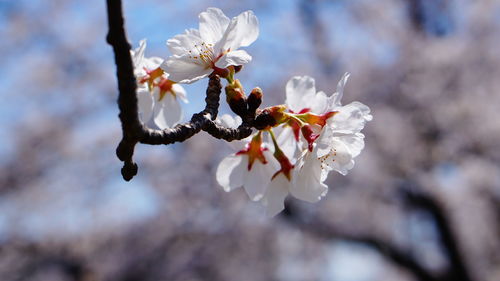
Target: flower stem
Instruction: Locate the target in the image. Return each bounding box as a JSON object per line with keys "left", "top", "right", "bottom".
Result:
{"left": 225, "top": 66, "right": 235, "bottom": 84}
{"left": 286, "top": 113, "right": 306, "bottom": 127}
{"left": 267, "top": 128, "right": 279, "bottom": 149}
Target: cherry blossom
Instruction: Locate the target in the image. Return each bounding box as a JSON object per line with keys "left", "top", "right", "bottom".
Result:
{"left": 131, "top": 39, "right": 188, "bottom": 129}
{"left": 262, "top": 74, "right": 371, "bottom": 216}
{"left": 215, "top": 115, "right": 278, "bottom": 201}
{"left": 277, "top": 75, "right": 330, "bottom": 159}
{"left": 161, "top": 8, "right": 259, "bottom": 84}
{"left": 259, "top": 137, "right": 329, "bottom": 216}
{"left": 316, "top": 73, "right": 373, "bottom": 176}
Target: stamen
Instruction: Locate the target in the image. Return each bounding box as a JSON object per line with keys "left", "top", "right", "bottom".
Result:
{"left": 189, "top": 41, "right": 217, "bottom": 66}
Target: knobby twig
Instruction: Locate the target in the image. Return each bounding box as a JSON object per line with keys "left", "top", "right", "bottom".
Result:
{"left": 106, "top": 0, "right": 269, "bottom": 181}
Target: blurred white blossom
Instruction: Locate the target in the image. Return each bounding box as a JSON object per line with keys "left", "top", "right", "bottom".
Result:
{"left": 131, "top": 39, "right": 188, "bottom": 129}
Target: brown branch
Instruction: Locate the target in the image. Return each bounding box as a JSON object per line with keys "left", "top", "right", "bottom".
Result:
{"left": 106, "top": 0, "right": 270, "bottom": 181}
{"left": 400, "top": 186, "right": 474, "bottom": 281}
{"left": 282, "top": 203, "right": 440, "bottom": 281}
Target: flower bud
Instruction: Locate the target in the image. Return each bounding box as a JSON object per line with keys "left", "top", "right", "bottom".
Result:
{"left": 225, "top": 79, "right": 247, "bottom": 116}
{"left": 247, "top": 87, "right": 263, "bottom": 113}
{"left": 267, "top": 105, "right": 288, "bottom": 124}
{"left": 254, "top": 110, "right": 276, "bottom": 130}
{"left": 254, "top": 105, "right": 288, "bottom": 130}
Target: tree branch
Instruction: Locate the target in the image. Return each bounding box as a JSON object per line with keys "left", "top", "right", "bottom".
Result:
{"left": 400, "top": 186, "right": 473, "bottom": 281}
{"left": 282, "top": 202, "right": 440, "bottom": 281}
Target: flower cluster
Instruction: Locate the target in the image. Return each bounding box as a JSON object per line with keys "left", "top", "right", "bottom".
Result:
{"left": 131, "top": 7, "right": 371, "bottom": 216}
{"left": 216, "top": 74, "right": 372, "bottom": 216}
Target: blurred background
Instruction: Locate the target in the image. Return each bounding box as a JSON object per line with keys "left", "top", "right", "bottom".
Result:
{"left": 1, "top": 0, "right": 500, "bottom": 280}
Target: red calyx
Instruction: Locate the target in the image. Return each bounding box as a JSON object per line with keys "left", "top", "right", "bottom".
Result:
{"left": 156, "top": 78, "right": 175, "bottom": 101}
{"left": 140, "top": 67, "right": 164, "bottom": 88}
{"left": 272, "top": 149, "right": 294, "bottom": 181}
{"left": 236, "top": 134, "right": 268, "bottom": 171}
{"left": 301, "top": 125, "right": 320, "bottom": 152}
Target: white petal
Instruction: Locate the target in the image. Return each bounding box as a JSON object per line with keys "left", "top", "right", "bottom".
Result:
{"left": 336, "top": 132, "right": 365, "bottom": 158}
{"left": 310, "top": 91, "right": 329, "bottom": 114}
{"left": 276, "top": 126, "right": 300, "bottom": 160}
{"left": 199, "top": 8, "right": 230, "bottom": 44}
{"left": 316, "top": 127, "right": 334, "bottom": 157}
{"left": 216, "top": 154, "right": 246, "bottom": 192}
{"left": 291, "top": 152, "right": 328, "bottom": 203}
{"left": 261, "top": 174, "right": 290, "bottom": 217}
{"left": 328, "top": 101, "right": 372, "bottom": 133}
{"left": 243, "top": 151, "right": 274, "bottom": 201}
{"left": 329, "top": 72, "right": 350, "bottom": 107}
{"left": 153, "top": 94, "right": 182, "bottom": 129}
{"left": 167, "top": 28, "right": 202, "bottom": 56}
{"left": 290, "top": 170, "right": 328, "bottom": 203}
{"left": 353, "top": 101, "right": 373, "bottom": 122}
{"left": 323, "top": 139, "right": 355, "bottom": 176}
{"left": 161, "top": 54, "right": 212, "bottom": 84}
{"left": 232, "top": 10, "right": 259, "bottom": 48}
{"left": 137, "top": 87, "right": 154, "bottom": 123}
{"left": 131, "top": 39, "right": 146, "bottom": 68}
{"left": 215, "top": 115, "right": 249, "bottom": 151}
{"left": 217, "top": 114, "right": 242, "bottom": 128}
{"left": 217, "top": 10, "right": 259, "bottom": 52}
{"left": 286, "top": 76, "right": 316, "bottom": 112}
{"left": 143, "top": 56, "right": 163, "bottom": 70}
{"left": 172, "top": 84, "right": 188, "bottom": 103}
{"left": 215, "top": 50, "right": 252, "bottom": 68}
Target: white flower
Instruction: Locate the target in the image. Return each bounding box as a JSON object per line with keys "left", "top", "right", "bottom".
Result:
{"left": 261, "top": 74, "right": 372, "bottom": 216}
{"left": 277, "top": 75, "right": 330, "bottom": 159}
{"left": 215, "top": 115, "right": 278, "bottom": 201}
{"left": 216, "top": 150, "right": 276, "bottom": 201}
{"left": 216, "top": 143, "right": 277, "bottom": 201}
{"left": 278, "top": 73, "right": 372, "bottom": 176}
{"left": 131, "top": 39, "right": 163, "bottom": 80}
{"left": 258, "top": 143, "right": 328, "bottom": 217}
{"left": 162, "top": 8, "right": 259, "bottom": 83}
{"left": 316, "top": 73, "right": 373, "bottom": 175}
{"left": 149, "top": 80, "right": 188, "bottom": 129}
{"left": 131, "top": 39, "right": 189, "bottom": 129}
